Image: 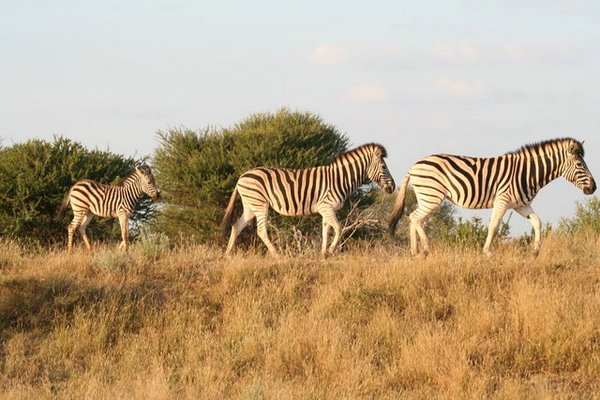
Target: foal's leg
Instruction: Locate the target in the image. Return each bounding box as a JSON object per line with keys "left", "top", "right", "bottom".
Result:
{"left": 78, "top": 212, "right": 94, "bottom": 251}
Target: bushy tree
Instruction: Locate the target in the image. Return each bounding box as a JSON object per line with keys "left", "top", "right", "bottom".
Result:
{"left": 0, "top": 137, "right": 152, "bottom": 245}
{"left": 558, "top": 196, "right": 600, "bottom": 234}
{"left": 152, "top": 109, "right": 352, "bottom": 245}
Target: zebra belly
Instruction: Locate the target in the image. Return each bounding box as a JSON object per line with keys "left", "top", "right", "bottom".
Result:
{"left": 449, "top": 196, "right": 528, "bottom": 210}
{"left": 88, "top": 205, "right": 115, "bottom": 218}
{"left": 448, "top": 195, "right": 493, "bottom": 210}
{"left": 270, "top": 202, "right": 316, "bottom": 217}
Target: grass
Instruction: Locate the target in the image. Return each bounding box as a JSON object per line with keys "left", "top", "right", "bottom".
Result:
{"left": 0, "top": 234, "right": 599, "bottom": 399}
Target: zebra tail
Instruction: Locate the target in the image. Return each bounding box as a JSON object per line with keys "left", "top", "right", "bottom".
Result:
{"left": 222, "top": 186, "right": 239, "bottom": 236}
{"left": 387, "top": 174, "right": 410, "bottom": 237}
{"left": 57, "top": 188, "right": 72, "bottom": 218}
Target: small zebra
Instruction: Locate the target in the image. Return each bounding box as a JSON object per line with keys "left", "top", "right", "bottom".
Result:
{"left": 222, "top": 143, "right": 396, "bottom": 257}
{"left": 388, "top": 138, "right": 596, "bottom": 257}
{"left": 59, "top": 165, "right": 160, "bottom": 252}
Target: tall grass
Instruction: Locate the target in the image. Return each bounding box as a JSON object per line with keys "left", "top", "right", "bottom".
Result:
{"left": 0, "top": 234, "right": 599, "bottom": 399}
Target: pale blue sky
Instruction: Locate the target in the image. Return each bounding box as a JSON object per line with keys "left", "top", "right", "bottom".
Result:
{"left": 2, "top": 0, "right": 599, "bottom": 233}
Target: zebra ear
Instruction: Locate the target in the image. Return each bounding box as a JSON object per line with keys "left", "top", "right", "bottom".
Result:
{"left": 138, "top": 165, "right": 151, "bottom": 176}
{"left": 568, "top": 142, "right": 578, "bottom": 154}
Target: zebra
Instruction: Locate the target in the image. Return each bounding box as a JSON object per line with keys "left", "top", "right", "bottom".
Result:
{"left": 222, "top": 143, "right": 396, "bottom": 257}
{"left": 388, "top": 138, "right": 596, "bottom": 257}
{"left": 59, "top": 165, "right": 160, "bottom": 252}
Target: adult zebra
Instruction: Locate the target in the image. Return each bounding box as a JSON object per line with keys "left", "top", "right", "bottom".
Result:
{"left": 59, "top": 165, "right": 160, "bottom": 252}
{"left": 223, "top": 143, "right": 396, "bottom": 257}
{"left": 388, "top": 138, "right": 596, "bottom": 257}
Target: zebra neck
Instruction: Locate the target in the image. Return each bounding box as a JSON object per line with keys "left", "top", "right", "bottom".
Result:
{"left": 516, "top": 149, "right": 562, "bottom": 196}
{"left": 120, "top": 179, "right": 145, "bottom": 208}
{"left": 330, "top": 158, "right": 367, "bottom": 198}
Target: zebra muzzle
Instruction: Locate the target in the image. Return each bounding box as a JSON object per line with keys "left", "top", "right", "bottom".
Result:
{"left": 584, "top": 182, "right": 596, "bottom": 195}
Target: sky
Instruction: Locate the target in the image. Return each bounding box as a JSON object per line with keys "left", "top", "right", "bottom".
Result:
{"left": 2, "top": 0, "right": 599, "bottom": 234}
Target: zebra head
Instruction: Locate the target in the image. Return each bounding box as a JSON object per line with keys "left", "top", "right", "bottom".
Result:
{"left": 561, "top": 140, "right": 596, "bottom": 195}
{"left": 366, "top": 144, "right": 395, "bottom": 194}
{"left": 136, "top": 165, "right": 161, "bottom": 201}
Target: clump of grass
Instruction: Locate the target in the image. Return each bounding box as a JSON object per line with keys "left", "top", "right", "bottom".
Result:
{"left": 90, "top": 248, "right": 130, "bottom": 273}
{"left": 0, "top": 240, "right": 23, "bottom": 270}
{"left": 135, "top": 232, "right": 171, "bottom": 261}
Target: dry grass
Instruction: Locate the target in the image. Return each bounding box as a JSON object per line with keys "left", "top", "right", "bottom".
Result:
{"left": 0, "top": 234, "right": 599, "bottom": 399}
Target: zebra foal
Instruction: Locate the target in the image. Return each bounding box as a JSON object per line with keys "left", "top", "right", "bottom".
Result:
{"left": 223, "top": 143, "right": 396, "bottom": 257}
{"left": 59, "top": 165, "right": 160, "bottom": 252}
{"left": 388, "top": 138, "right": 596, "bottom": 257}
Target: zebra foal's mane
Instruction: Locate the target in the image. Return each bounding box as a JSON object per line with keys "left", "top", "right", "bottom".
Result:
{"left": 331, "top": 143, "right": 388, "bottom": 164}
{"left": 112, "top": 165, "right": 150, "bottom": 187}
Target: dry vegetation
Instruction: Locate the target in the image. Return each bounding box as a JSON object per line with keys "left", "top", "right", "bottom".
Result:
{"left": 1, "top": 233, "right": 599, "bottom": 399}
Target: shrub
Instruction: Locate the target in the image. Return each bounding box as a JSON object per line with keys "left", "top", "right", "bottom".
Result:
{"left": 136, "top": 231, "right": 172, "bottom": 261}
{"left": 91, "top": 248, "right": 131, "bottom": 273}
{"left": 435, "top": 214, "right": 511, "bottom": 249}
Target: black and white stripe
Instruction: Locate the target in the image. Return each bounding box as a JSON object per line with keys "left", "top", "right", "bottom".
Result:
{"left": 60, "top": 165, "right": 160, "bottom": 252}
{"left": 388, "top": 138, "right": 596, "bottom": 256}
{"left": 223, "top": 143, "right": 395, "bottom": 256}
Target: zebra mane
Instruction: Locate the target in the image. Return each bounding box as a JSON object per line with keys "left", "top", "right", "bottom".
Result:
{"left": 332, "top": 143, "right": 388, "bottom": 164}
{"left": 508, "top": 137, "right": 584, "bottom": 157}
{"left": 116, "top": 165, "right": 150, "bottom": 186}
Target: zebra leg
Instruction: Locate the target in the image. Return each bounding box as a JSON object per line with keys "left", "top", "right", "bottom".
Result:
{"left": 78, "top": 212, "right": 94, "bottom": 251}
{"left": 318, "top": 206, "right": 342, "bottom": 256}
{"left": 225, "top": 205, "right": 255, "bottom": 256}
{"left": 254, "top": 207, "right": 279, "bottom": 257}
{"left": 320, "top": 220, "right": 331, "bottom": 257}
{"left": 118, "top": 213, "right": 130, "bottom": 251}
{"left": 483, "top": 202, "right": 508, "bottom": 257}
{"left": 515, "top": 205, "right": 542, "bottom": 257}
{"left": 67, "top": 211, "right": 87, "bottom": 253}
{"left": 327, "top": 214, "right": 342, "bottom": 255}
{"left": 409, "top": 206, "right": 435, "bottom": 256}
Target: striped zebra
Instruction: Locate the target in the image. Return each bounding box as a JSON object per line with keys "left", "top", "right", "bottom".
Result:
{"left": 222, "top": 143, "right": 395, "bottom": 257}
{"left": 59, "top": 165, "right": 160, "bottom": 252}
{"left": 388, "top": 138, "right": 596, "bottom": 257}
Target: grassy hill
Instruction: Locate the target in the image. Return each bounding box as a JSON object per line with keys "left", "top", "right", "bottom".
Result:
{"left": 0, "top": 234, "right": 599, "bottom": 399}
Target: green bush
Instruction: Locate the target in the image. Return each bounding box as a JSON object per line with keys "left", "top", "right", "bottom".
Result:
{"left": 435, "top": 214, "right": 511, "bottom": 249}
{"left": 152, "top": 108, "right": 352, "bottom": 245}
{"left": 135, "top": 231, "right": 172, "bottom": 261}
{"left": 558, "top": 196, "right": 600, "bottom": 234}
{"left": 0, "top": 137, "right": 153, "bottom": 245}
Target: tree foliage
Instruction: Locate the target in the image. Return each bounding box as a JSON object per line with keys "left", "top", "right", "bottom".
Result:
{"left": 152, "top": 109, "right": 352, "bottom": 244}
{"left": 0, "top": 137, "right": 152, "bottom": 245}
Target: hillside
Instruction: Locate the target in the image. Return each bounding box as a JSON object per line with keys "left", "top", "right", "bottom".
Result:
{"left": 0, "top": 234, "right": 599, "bottom": 399}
